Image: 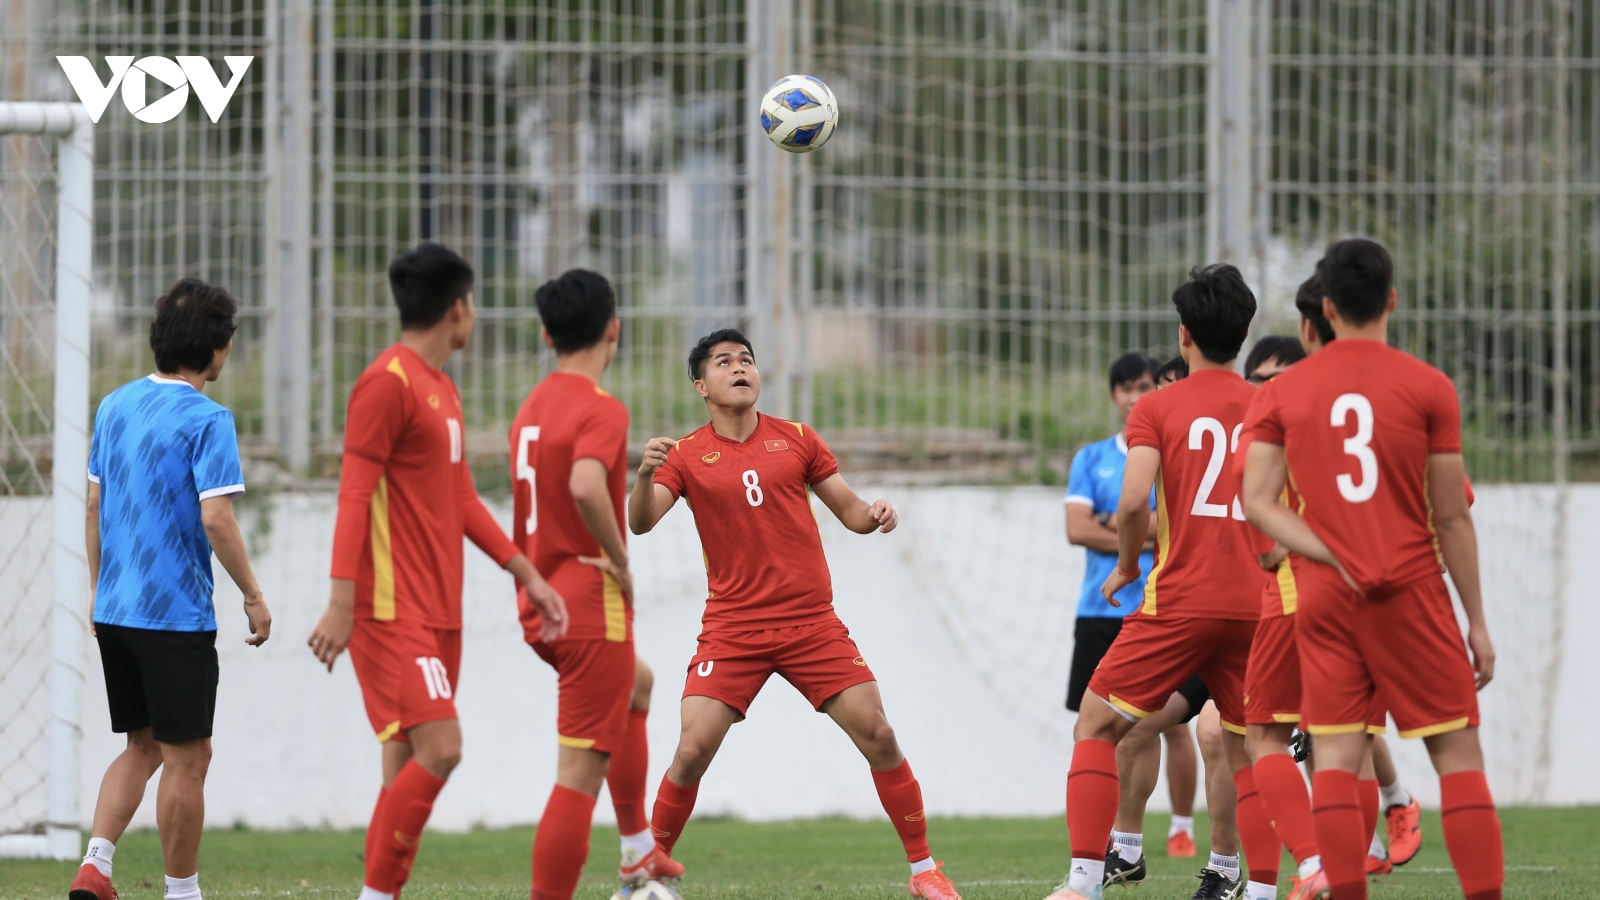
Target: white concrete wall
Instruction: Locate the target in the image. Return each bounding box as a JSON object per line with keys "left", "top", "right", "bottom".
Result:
{"left": 3, "top": 484, "right": 1593, "bottom": 831}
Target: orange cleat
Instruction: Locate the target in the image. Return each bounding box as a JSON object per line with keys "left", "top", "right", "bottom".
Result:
{"left": 1385, "top": 798, "right": 1423, "bottom": 866}
{"left": 1366, "top": 851, "right": 1393, "bottom": 876}
{"left": 909, "top": 861, "right": 962, "bottom": 900}
{"left": 69, "top": 863, "right": 118, "bottom": 900}
{"left": 1286, "top": 869, "right": 1331, "bottom": 900}
{"left": 618, "top": 843, "right": 685, "bottom": 886}
{"left": 1166, "top": 830, "right": 1197, "bottom": 858}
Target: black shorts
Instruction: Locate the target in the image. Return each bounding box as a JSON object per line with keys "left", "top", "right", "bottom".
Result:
{"left": 1175, "top": 675, "right": 1210, "bottom": 723}
{"left": 1066, "top": 616, "right": 1124, "bottom": 712}
{"left": 96, "top": 624, "right": 218, "bottom": 742}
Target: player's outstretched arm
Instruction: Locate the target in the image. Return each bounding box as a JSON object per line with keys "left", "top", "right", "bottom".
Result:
{"left": 1099, "top": 445, "right": 1158, "bottom": 604}
{"left": 812, "top": 473, "right": 897, "bottom": 534}
{"left": 201, "top": 493, "right": 272, "bottom": 647}
{"left": 1427, "top": 452, "right": 1494, "bottom": 689}
{"left": 628, "top": 437, "right": 679, "bottom": 534}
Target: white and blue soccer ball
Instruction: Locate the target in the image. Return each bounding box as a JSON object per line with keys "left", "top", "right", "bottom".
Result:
{"left": 758, "top": 74, "right": 838, "bottom": 153}
{"left": 612, "top": 880, "right": 683, "bottom": 900}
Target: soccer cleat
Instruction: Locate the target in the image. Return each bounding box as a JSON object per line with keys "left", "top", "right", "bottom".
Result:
{"left": 618, "top": 843, "right": 685, "bottom": 886}
{"left": 69, "top": 863, "right": 118, "bottom": 900}
{"left": 1166, "top": 830, "right": 1197, "bottom": 858}
{"left": 1289, "top": 729, "right": 1312, "bottom": 763}
{"left": 1384, "top": 797, "right": 1423, "bottom": 865}
{"left": 1102, "top": 846, "right": 1147, "bottom": 887}
{"left": 1286, "top": 869, "right": 1332, "bottom": 900}
{"left": 1189, "top": 868, "right": 1243, "bottom": 900}
{"left": 1366, "top": 850, "right": 1393, "bottom": 876}
{"left": 1042, "top": 882, "right": 1103, "bottom": 900}
{"left": 908, "top": 861, "right": 962, "bottom": 900}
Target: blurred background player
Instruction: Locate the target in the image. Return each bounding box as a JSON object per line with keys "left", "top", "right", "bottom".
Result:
{"left": 307, "top": 244, "right": 568, "bottom": 900}
{"left": 71, "top": 278, "right": 273, "bottom": 900}
{"left": 1063, "top": 353, "right": 1203, "bottom": 860}
{"left": 1242, "top": 239, "right": 1502, "bottom": 900}
{"left": 1047, "top": 265, "right": 1271, "bottom": 900}
{"left": 629, "top": 329, "right": 962, "bottom": 900}
{"left": 509, "top": 270, "right": 681, "bottom": 900}
{"left": 1154, "top": 356, "right": 1189, "bottom": 386}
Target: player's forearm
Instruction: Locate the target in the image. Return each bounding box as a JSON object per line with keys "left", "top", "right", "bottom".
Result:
{"left": 203, "top": 507, "right": 263, "bottom": 601}
{"left": 1065, "top": 514, "right": 1121, "bottom": 554}
{"left": 1435, "top": 513, "right": 1487, "bottom": 627}
{"left": 84, "top": 489, "right": 101, "bottom": 593}
{"left": 574, "top": 492, "right": 630, "bottom": 568}
{"left": 1245, "top": 502, "right": 1337, "bottom": 569}
{"left": 627, "top": 475, "right": 659, "bottom": 534}
{"left": 1114, "top": 505, "right": 1149, "bottom": 572}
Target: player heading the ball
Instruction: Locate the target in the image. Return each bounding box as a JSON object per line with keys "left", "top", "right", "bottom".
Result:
{"left": 627, "top": 328, "right": 963, "bottom": 900}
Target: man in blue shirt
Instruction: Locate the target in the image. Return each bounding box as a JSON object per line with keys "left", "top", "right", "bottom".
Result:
{"left": 70, "top": 278, "right": 273, "bottom": 900}
{"left": 1064, "top": 352, "right": 1205, "bottom": 860}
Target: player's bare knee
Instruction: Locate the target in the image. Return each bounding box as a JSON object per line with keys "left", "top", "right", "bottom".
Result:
{"left": 670, "top": 744, "right": 713, "bottom": 784}
{"left": 631, "top": 657, "right": 654, "bottom": 710}
{"left": 1423, "top": 727, "right": 1484, "bottom": 775}
{"left": 159, "top": 737, "right": 212, "bottom": 777}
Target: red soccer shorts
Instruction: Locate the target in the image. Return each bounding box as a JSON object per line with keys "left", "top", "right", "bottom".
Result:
{"left": 531, "top": 638, "right": 635, "bottom": 754}
{"left": 1295, "top": 561, "right": 1479, "bottom": 738}
{"left": 683, "top": 616, "right": 877, "bottom": 716}
{"left": 1246, "top": 614, "right": 1387, "bottom": 733}
{"left": 1087, "top": 611, "right": 1253, "bottom": 733}
{"left": 347, "top": 619, "right": 462, "bottom": 743}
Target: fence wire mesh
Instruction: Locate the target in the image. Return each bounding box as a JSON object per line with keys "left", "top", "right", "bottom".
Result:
{"left": 0, "top": 0, "right": 1594, "bottom": 492}
{"left": 0, "top": 131, "right": 59, "bottom": 836}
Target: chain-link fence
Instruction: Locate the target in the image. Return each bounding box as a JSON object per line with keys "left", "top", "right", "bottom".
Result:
{"left": 1, "top": 0, "right": 1595, "bottom": 494}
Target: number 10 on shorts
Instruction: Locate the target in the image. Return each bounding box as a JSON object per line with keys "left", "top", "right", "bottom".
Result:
{"left": 415, "top": 657, "right": 453, "bottom": 700}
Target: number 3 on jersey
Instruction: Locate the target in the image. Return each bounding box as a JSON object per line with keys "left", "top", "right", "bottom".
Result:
{"left": 1189, "top": 416, "right": 1245, "bottom": 520}
{"left": 1332, "top": 393, "right": 1378, "bottom": 503}
{"left": 517, "top": 425, "right": 541, "bottom": 534}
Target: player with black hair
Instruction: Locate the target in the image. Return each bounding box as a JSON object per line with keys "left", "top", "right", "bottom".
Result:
{"left": 71, "top": 278, "right": 272, "bottom": 900}
{"left": 629, "top": 328, "right": 963, "bottom": 900}
{"left": 1048, "top": 264, "right": 1274, "bottom": 900}
{"left": 1243, "top": 336, "right": 1306, "bottom": 386}
{"left": 1243, "top": 239, "right": 1503, "bottom": 900}
{"left": 510, "top": 269, "right": 683, "bottom": 900}
{"left": 1155, "top": 356, "right": 1189, "bottom": 385}
{"left": 308, "top": 244, "right": 568, "bottom": 900}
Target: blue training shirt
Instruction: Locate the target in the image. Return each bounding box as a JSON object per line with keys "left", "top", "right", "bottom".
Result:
{"left": 88, "top": 374, "right": 245, "bottom": 632}
{"left": 1065, "top": 433, "right": 1155, "bottom": 618}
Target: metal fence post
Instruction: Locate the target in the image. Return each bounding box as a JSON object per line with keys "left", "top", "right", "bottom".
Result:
{"left": 1207, "top": 0, "right": 1253, "bottom": 278}
{"left": 284, "top": 0, "right": 313, "bottom": 471}
{"left": 745, "top": 0, "right": 794, "bottom": 418}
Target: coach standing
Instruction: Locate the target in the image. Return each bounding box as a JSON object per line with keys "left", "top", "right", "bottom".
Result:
{"left": 69, "top": 278, "right": 273, "bottom": 900}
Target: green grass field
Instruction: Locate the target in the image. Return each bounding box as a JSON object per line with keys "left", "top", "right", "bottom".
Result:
{"left": 3, "top": 808, "right": 1595, "bottom": 900}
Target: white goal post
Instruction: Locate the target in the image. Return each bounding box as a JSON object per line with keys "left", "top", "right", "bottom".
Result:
{"left": 0, "top": 102, "right": 92, "bottom": 860}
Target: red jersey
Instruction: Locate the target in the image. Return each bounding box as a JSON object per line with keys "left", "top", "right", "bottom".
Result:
{"left": 1235, "top": 427, "right": 1307, "bottom": 619}
{"left": 509, "top": 372, "right": 631, "bottom": 643}
{"left": 653, "top": 414, "right": 841, "bottom": 631}
{"left": 1244, "top": 339, "right": 1461, "bottom": 595}
{"left": 1124, "top": 368, "right": 1262, "bottom": 620}
{"left": 331, "top": 344, "right": 518, "bottom": 629}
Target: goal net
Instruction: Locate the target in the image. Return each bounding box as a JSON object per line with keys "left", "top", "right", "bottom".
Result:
{"left": 0, "top": 102, "right": 92, "bottom": 860}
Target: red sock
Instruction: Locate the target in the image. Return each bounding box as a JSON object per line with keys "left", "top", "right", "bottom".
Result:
{"left": 871, "top": 759, "right": 932, "bottom": 862}
{"left": 365, "top": 760, "right": 446, "bottom": 893}
{"left": 607, "top": 709, "right": 650, "bottom": 835}
{"left": 531, "top": 785, "right": 597, "bottom": 900}
{"left": 649, "top": 775, "right": 699, "bottom": 856}
{"left": 1441, "top": 771, "right": 1504, "bottom": 900}
{"left": 363, "top": 786, "right": 390, "bottom": 872}
{"left": 1234, "top": 766, "right": 1281, "bottom": 887}
{"left": 1066, "top": 739, "right": 1118, "bottom": 861}
{"left": 1311, "top": 769, "right": 1367, "bottom": 900}
{"left": 1359, "top": 778, "right": 1380, "bottom": 846}
{"left": 1254, "top": 753, "right": 1318, "bottom": 863}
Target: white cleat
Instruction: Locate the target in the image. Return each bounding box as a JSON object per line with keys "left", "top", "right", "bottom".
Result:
{"left": 1043, "top": 881, "right": 1103, "bottom": 900}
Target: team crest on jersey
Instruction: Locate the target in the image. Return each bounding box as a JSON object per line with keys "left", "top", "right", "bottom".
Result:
{"left": 427, "top": 394, "right": 441, "bottom": 409}
{"left": 702, "top": 451, "right": 721, "bottom": 464}
{"left": 764, "top": 439, "right": 789, "bottom": 452}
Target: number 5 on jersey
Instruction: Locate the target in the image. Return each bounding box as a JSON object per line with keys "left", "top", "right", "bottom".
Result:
{"left": 517, "top": 426, "right": 540, "bottom": 534}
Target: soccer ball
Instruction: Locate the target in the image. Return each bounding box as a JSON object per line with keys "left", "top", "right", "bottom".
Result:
{"left": 758, "top": 74, "right": 838, "bottom": 153}
{"left": 612, "top": 880, "right": 683, "bottom": 900}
